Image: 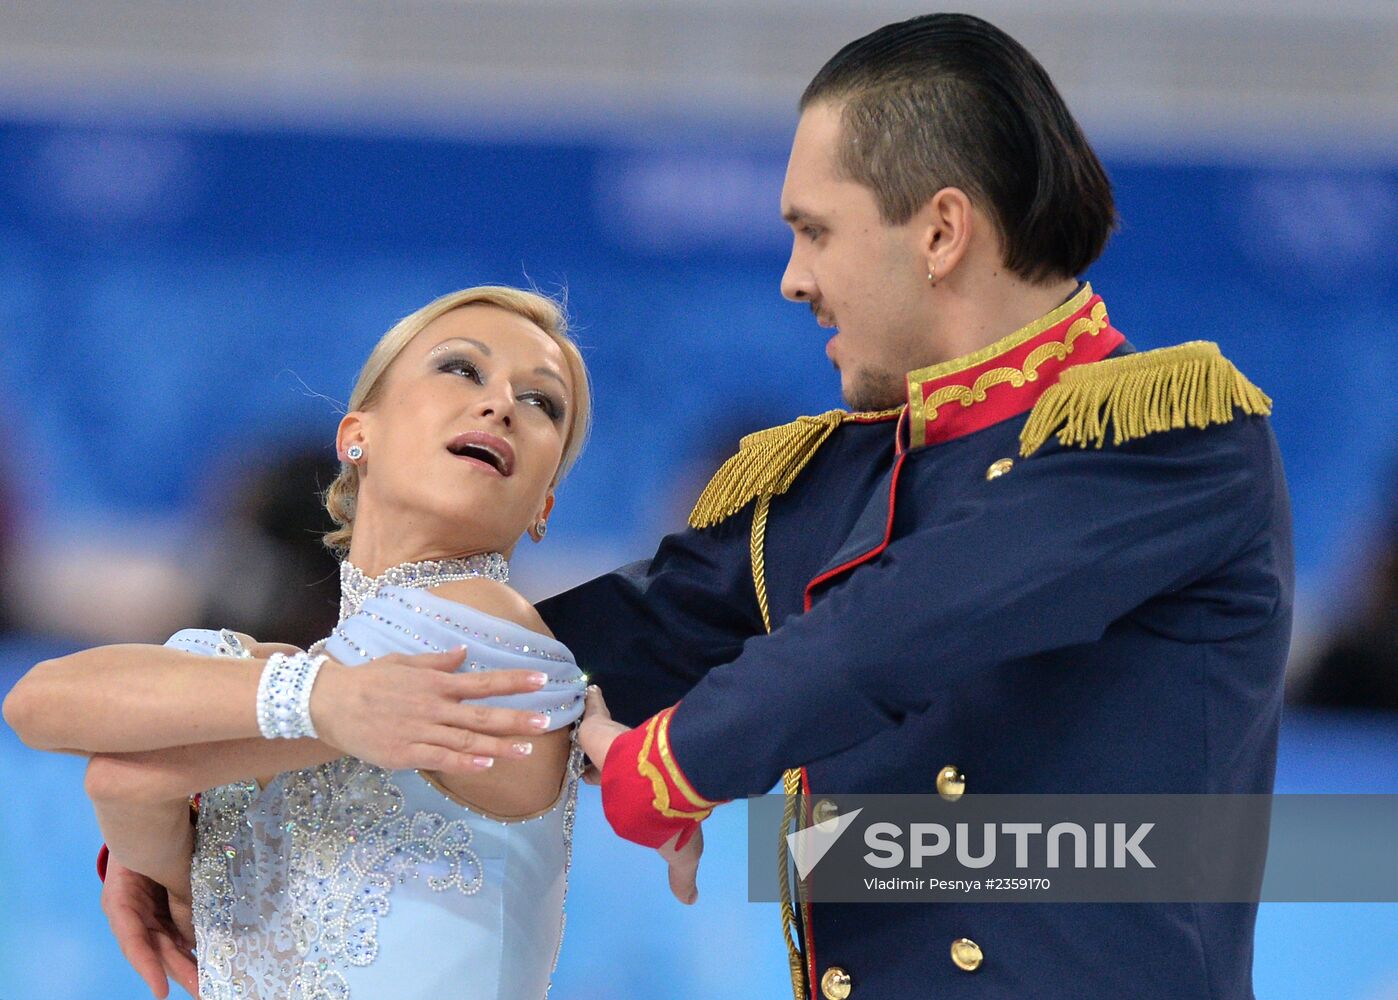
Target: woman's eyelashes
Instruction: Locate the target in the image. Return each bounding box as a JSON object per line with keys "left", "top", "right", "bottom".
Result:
{"left": 519, "top": 389, "right": 564, "bottom": 421}
{"left": 439, "top": 356, "right": 483, "bottom": 383}
{"left": 437, "top": 356, "right": 563, "bottom": 421}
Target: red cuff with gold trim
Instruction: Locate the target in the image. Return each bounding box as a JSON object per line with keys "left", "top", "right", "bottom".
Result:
{"left": 600, "top": 705, "right": 725, "bottom": 850}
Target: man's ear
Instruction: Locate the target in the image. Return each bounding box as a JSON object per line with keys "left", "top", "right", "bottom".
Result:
{"left": 916, "top": 186, "right": 975, "bottom": 281}
{"left": 336, "top": 411, "right": 367, "bottom": 463}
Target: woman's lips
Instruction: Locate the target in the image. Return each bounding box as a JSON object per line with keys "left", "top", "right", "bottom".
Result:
{"left": 452, "top": 453, "right": 506, "bottom": 476}
{"left": 445, "top": 430, "right": 515, "bottom": 476}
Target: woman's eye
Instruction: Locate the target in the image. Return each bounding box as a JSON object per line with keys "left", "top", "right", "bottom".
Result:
{"left": 520, "top": 392, "right": 561, "bottom": 420}
{"left": 802, "top": 225, "right": 823, "bottom": 241}
{"left": 441, "top": 358, "right": 482, "bottom": 382}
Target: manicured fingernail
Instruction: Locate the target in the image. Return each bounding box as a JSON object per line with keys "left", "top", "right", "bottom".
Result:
{"left": 473, "top": 756, "right": 494, "bottom": 769}
{"left": 512, "top": 741, "right": 534, "bottom": 756}
{"left": 529, "top": 672, "right": 549, "bottom": 687}
{"left": 530, "top": 714, "right": 550, "bottom": 729}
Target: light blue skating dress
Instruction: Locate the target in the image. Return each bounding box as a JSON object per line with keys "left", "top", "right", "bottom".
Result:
{"left": 166, "top": 555, "right": 586, "bottom": 1000}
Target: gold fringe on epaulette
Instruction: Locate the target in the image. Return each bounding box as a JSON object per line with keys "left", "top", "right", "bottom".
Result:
{"left": 688, "top": 411, "right": 847, "bottom": 529}
{"left": 1019, "top": 341, "right": 1272, "bottom": 457}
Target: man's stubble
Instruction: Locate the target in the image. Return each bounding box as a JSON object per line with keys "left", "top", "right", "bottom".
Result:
{"left": 843, "top": 365, "right": 906, "bottom": 413}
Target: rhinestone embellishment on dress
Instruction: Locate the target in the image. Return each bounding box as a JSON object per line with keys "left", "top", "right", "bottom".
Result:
{"left": 337, "top": 554, "right": 508, "bottom": 624}
{"left": 188, "top": 547, "right": 580, "bottom": 1000}
{"left": 193, "top": 757, "right": 486, "bottom": 999}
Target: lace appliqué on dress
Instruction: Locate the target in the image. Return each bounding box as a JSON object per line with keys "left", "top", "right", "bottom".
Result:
{"left": 193, "top": 756, "right": 484, "bottom": 1000}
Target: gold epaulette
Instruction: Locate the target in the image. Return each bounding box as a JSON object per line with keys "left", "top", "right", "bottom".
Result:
{"left": 688, "top": 411, "right": 845, "bottom": 529}
{"left": 688, "top": 407, "right": 900, "bottom": 529}
{"left": 1019, "top": 341, "right": 1272, "bottom": 457}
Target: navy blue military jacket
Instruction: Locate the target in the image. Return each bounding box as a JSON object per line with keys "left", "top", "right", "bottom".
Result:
{"left": 539, "top": 286, "right": 1294, "bottom": 999}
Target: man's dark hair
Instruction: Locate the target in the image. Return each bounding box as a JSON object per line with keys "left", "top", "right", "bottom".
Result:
{"left": 801, "top": 13, "right": 1116, "bottom": 283}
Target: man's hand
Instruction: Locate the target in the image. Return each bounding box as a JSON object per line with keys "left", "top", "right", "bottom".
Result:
{"left": 577, "top": 684, "right": 628, "bottom": 782}
{"left": 310, "top": 647, "right": 550, "bottom": 775}
{"left": 100, "top": 858, "right": 198, "bottom": 998}
{"left": 579, "top": 686, "right": 704, "bottom": 904}
{"left": 659, "top": 823, "right": 704, "bottom": 905}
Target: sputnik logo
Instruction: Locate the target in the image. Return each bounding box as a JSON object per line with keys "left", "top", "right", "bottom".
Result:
{"left": 787, "top": 807, "right": 864, "bottom": 880}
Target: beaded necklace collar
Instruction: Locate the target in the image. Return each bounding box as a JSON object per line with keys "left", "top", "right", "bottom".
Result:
{"left": 337, "top": 553, "right": 509, "bottom": 623}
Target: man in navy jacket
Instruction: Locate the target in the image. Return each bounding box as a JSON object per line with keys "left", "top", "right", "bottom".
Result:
{"left": 558, "top": 14, "right": 1291, "bottom": 1000}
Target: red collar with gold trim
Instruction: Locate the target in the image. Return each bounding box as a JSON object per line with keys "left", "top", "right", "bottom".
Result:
{"left": 904, "top": 284, "right": 1123, "bottom": 450}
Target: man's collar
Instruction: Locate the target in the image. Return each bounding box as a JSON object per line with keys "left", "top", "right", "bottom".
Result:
{"left": 903, "top": 283, "right": 1124, "bottom": 450}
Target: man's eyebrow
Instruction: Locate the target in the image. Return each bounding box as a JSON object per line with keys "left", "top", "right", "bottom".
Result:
{"left": 782, "top": 206, "right": 821, "bottom": 225}
{"left": 429, "top": 337, "right": 491, "bottom": 356}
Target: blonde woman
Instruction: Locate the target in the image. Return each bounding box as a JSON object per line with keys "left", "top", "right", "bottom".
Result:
{"left": 5, "top": 286, "right": 594, "bottom": 999}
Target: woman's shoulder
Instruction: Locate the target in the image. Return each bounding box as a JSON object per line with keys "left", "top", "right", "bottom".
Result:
{"left": 361, "top": 581, "right": 574, "bottom": 665}
{"left": 423, "top": 579, "right": 553, "bottom": 639}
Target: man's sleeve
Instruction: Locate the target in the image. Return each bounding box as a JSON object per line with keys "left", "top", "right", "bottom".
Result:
{"left": 603, "top": 417, "right": 1283, "bottom": 828}
{"left": 537, "top": 510, "right": 766, "bottom": 726}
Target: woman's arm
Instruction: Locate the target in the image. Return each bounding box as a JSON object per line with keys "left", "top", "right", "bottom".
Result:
{"left": 418, "top": 579, "right": 577, "bottom": 819}
{"left": 3, "top": 644, "right": 267, "bottom": 753}
{"left": 2, "top": 642, "right": 553, "bottom": 770}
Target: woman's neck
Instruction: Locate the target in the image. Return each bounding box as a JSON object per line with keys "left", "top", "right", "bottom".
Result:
{"left": 344, "top": 507, "right": 508, "bottom": 577}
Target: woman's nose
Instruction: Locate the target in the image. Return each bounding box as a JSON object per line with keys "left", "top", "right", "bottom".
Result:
{"left": 476, "top": 383, "right": 516, "bottom": 427}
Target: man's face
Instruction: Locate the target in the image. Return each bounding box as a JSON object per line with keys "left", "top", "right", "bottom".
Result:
{"left": 780, "top": 102, "right": 932, "bottom": 411}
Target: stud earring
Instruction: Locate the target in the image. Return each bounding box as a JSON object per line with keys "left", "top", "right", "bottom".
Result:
{"left": 346, "top": 444, "right": 364, "bottom": 462}
{"left": 927, "top": 264, "right": 937, "bottom": 285}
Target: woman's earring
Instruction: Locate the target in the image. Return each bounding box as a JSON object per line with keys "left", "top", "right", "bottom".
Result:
{"left": 534, "top": 520, "right": 548, "bottom": 541}
{"left": 927, "top": 264, "right": 937, "bottom": 286}
{"left": 346, "top": 444, "right": 364, "bottom": 462}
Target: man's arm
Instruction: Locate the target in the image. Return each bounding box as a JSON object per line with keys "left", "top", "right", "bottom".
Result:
{"left": 600, "top": 419, "right": 1283, "bottom": 843}
{"left": 87, "top": 764, "right": 196, "bottom": 906}
{"left": 538, "top": 509, "right": 765, "bottom": 726}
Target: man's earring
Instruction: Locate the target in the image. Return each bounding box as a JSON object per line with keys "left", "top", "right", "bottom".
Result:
{"left": 346, "top": 444, "right": 364, "bottom": 462}
{"left": 533, "top": 520, "right": 548, "bottom": 541}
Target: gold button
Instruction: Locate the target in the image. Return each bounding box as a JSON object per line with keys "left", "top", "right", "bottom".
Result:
{"left": 936, "top": 765, "right": 965, "bottom": 801}
{"left": 985, "top": 458, "right": 1014, "bottom": 480}
{"left": 812, "top": 798, "right": 839, "bottom": 829}
{"left": 821, "top": 966, "right": 853, "bottom": 999}
{"left": 950, "top": 937, "right": 983, "bottom": 972}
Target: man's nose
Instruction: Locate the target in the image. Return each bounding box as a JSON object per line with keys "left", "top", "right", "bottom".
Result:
{"left": 781, "top": 251, "right": 814, "bottom": 303}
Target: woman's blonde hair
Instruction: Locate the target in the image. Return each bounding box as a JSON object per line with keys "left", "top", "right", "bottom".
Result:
{"left": 323, "top": 286, "right": 591, "bottom": 553}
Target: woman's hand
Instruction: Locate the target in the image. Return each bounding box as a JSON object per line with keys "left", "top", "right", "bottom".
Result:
{"left": 236, "top": 634, "right": 303, "bottom": 659}
{"left": 100, "top": 858, "right": 198, "bottom": 998}
{"left": 578, "top": 686, "right": 705, "bottom": 905}
{"left": 309, "top": 647, "right": 553, "bottom": 774}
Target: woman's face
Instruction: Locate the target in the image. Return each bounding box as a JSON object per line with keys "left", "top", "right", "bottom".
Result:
{"left": 344, "top": 304, "right": 573, "bottom": 556}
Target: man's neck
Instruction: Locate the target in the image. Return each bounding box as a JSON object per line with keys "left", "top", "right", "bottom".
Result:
{"left": 928, "top": 271, "right": 1082, "bottom": 367}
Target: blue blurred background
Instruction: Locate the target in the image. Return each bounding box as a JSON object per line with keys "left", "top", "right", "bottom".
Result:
{"left": 1, "top": 3, "right": 1395, "bottom": 998}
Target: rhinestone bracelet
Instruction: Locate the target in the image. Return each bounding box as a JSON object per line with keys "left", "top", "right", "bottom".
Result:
{"left": 256, "top": 651, "right": 329, "bottom": 739}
